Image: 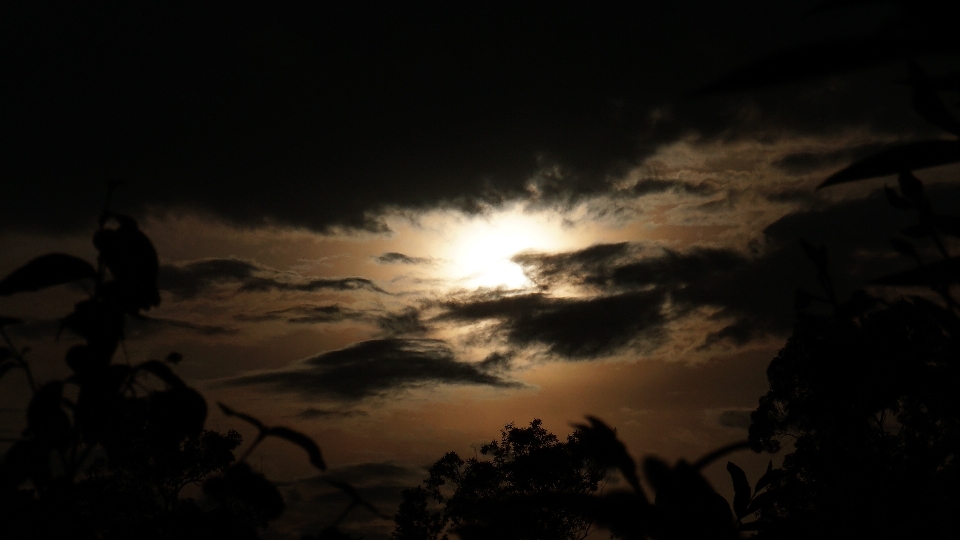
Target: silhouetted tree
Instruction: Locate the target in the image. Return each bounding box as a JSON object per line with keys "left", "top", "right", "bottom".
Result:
{"left": 393, "top": 420, "right": 606, "bottom": 540}
{"left": 693, "top": 2, "right": 960, "bottom": 537}
{"left": 749, "top": 297, "right": 960, "bottom": 539}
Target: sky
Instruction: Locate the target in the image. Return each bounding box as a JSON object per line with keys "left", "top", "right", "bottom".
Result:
{"left": 2, "top": 2, "right": 958, "bottom": 539}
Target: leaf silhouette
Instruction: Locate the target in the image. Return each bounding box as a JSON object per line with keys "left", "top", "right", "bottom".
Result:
{"left": 325, "top": 477, "right": 386, "bottom": 517}
{"left": 910, "top": 61, "right": 960, "bottom": 136}
{"left": 754, "top": 460, "right": 774, "bottom": 493}
{"left": 746, "top": 490, "right": 774, "bottom": 515}
{"left": 94, "top": 215, "right": 161, "bottom": 312}
{"left": 819, "top": 140, "right": 960, "bottom": 188}
{"left": 218, "top": 401, "right": 265, "bottom": 431}
{"left": 0, "top": 253, "right": 96, "bottom": 296}
{"left": 264, "top": 426, "right": 327, "bottom": 471}
{"left": 572, "top": 416, "right": 642, "bottom": 494}
{"left": 884, "top": 186, "right": 913, "bottom": 209}
{"left": 726, "top": 461, "right": 752, "bottom": 519}
{"left": 799, "top": 239, "right": 828, "bottom": 271}
{"left": 898, "top": 171, "right": 925, "bottom": 201}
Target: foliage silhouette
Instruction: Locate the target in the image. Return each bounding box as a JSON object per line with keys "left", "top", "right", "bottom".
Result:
{"left": 744, "top": 78, "right": 960, "bottom": 540}
{"left": 393, "top": 419, "right": 606, "bottom": 540}
{"left": 0, "top": 200, "right": 374, "bottom": 539}
{"left": 722, "top": 3, "right": 960, "bottom": 540}
{"left": 393, "top": 420, "right": 760, "bottom": 540}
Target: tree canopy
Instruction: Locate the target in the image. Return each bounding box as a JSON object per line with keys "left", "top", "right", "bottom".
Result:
{"left": 393, "top": 420, "right": 606, "bottom": 540}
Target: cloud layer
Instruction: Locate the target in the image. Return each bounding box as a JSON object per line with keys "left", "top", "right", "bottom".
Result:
{"left": 3, "top": 3, "right": 930, "bottom": 234}
{"left": 223, "top": 338, "right": 521, "bottom": 400}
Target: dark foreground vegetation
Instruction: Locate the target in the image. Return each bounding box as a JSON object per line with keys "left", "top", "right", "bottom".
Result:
{"left": 0, "top": 199, "right": 372, "bottom": 539}
{"left": 3, "top": 3, "right": 960, "bottom": 540}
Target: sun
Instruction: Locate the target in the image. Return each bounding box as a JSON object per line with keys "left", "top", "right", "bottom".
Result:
{"left": 441, "top": 208, "right": 566, "bottom": 289}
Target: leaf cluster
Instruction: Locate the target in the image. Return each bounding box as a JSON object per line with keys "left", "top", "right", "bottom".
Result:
{"left": 0, "top": 205, "right": 372, "bottom": 539}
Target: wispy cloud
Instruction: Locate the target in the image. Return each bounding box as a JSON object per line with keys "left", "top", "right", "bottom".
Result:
{"left": 221, "top": 338, "right": 522, "bottom": 400}
{"left": 438, "top": 290, "right": 669, "bottom": 359}
{"left": 159, "top": 257, "right": 387, "bottom": 299}
{"left": 374, "top": 252, "right": 433, "bottom": 265}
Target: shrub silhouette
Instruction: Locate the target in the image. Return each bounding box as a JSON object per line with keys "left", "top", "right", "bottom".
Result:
{"left": 0, "top": 200, "right": 372, "bottom": 539}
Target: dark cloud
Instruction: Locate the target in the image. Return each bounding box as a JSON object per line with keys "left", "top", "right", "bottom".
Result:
{"left": 716, "top": 409, "right": 753, "bottom": 430}
{"left": 222, "top": 338, "right": 521, "bottom": 400}
{"left": 235, "top": 304, "right": 422, "bottom": 333}
{"left": 159, "top": 258, "right": 387, "bottom": 298}
{"left": 236, "top": 304, "right": 373, "bottom": 325}
{"left": 512, "top": 242, "right": 635, "bottom": 289}
{"left": 285, "top": 305, "right": 363, "bottom": 324}
{"left": 375, "top": 252, "right": 432, "bottom": 265}
{"left": 238, "top": 276, "right": 385, "bottom": 294}
{"left": 772, "top": 142, "right": 890, "bottom": 175}
{"left": 699, "top": 319, "right": 762, "bottom": 349}
{"left": 294, "top": 408, "right": 368, "bottom": 420}
{"left": 460, "top": 184, "right": 960, "bottom": 355}
{"left": 373, "top": 307, "right": 427, "bottom": 336}
{"left": 478, "top": 351, "right": 515, "bottom": 372}
{"left": 603, "top": 247, "right": 747, "bottom": 289}
{"left": 128, "top": 315, "right": 238, "bottom": 337}
{"left": 439, "top": 291, "right": 669, "bottom": 359}
{"left": 158, "top": 258, "right": 260, "bottom": 299}
{"left": 631, "top": 178, "right": 717, "bottom": 196}
{"left": 2, "top": 3, "right": 928, "bottom": 234}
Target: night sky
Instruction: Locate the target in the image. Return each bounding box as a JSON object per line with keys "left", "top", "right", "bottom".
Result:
{"left": 2, "top": 2, "right": 956, "bottom": 538}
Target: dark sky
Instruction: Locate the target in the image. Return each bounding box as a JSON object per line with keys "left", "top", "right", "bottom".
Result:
{"left": 2, "top": 2, "right": 957, "bottom": 539}
{"left": 2, "top": 1, "right": 916, "bottom": 232}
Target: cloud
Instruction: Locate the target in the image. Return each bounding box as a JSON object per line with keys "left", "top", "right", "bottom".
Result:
{"left": 478, "top": 351, "right": 515, "bottom": 372}
{"left": 439, "top": 290, "right": 669, "bottom": 359}
{"left": 238, "top": 276, "right": 385, "bottom": 294}
{"left": 158, "top": 258, "right": 260, "bottom": 299}
{"left": 455, "top": 184, "right": 960, "bottom": 356}
{"left": 233, "top": 304, "right": 363, "bottom": 325}
{"left": 375, "top": 252, "right": 432, "bottom": 265}
{"left": 372, "top": 307, "right": 427, "bottom": 336}
{"left": 630, "top": 178, "right": 717, "bottom": 196}
{"left": 294, "top": 408, "right": 368, "bottom": 420}
{"left": 3, "top": 3, "right": 932, "bottom": 235}
{"left": 222, "top": 338, "right": 521, "bottom": 400}
{"left": 159, "top": 257, "right": 387, "bottom": 299}
{"left": 703, "top": 408, "right": 754, "bottom": 430}
{"left": 512, "top": 242, "right": 636, "bottom": 289}
{"left": 772, "top": 142, "right": 889, "bottom": 175}
{"left": 128, "top": 315, "right": 238, "bottom": 336}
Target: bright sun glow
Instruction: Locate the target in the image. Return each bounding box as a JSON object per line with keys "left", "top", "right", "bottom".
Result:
{"left": 440, "top": 208, "right": 567, "bottom": 289}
